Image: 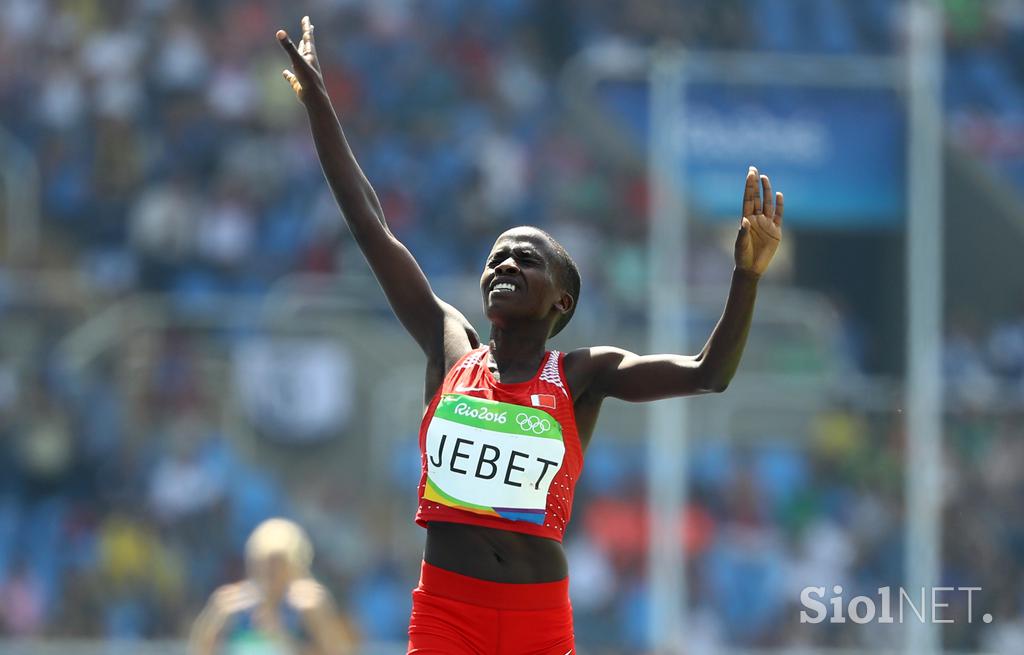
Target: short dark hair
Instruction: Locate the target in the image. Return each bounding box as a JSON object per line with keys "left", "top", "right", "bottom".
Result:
{"left": 535, "top": 229, "right": 580, "bottom": 337}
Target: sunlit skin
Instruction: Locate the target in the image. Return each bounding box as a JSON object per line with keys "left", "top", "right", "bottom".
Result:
{"left": 277, "top": 17, "right": 782, "bottom": 583}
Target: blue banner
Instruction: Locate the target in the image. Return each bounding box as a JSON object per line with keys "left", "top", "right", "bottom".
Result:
{"left": 596, "top": 81, "right": 906, "bottom": 228}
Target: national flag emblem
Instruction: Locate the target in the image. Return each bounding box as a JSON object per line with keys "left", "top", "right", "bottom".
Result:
{"left": 530, "top": 393, "right": 556, "bottom": 409}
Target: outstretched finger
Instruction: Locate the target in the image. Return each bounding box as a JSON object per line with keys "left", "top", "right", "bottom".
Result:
{"left": 742, "top": 167, "right": 758, "bottom": 220}
{"left": 301, "top": 15, "right": 316, "bottom": 56}
{"left": 750, "top": 167, "right": 762, "bottom": 215}
{"left": 760, "top": 174, "right": 773, "bottom": 218}
{"left": 774, "top": 192, "right": 784, "bottom": 226}
{"left": 276, "top": 30, "right": 305, "bottom": 68}
{"left": 282, "top": 69, "right": 303, "bottom": 98}
{"left": 300, "top": 17, "right": 310, "bottom": 56}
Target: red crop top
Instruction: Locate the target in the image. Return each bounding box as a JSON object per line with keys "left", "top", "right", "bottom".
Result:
{"left": 415, "top": 347, "right": 583, "bottom": 541}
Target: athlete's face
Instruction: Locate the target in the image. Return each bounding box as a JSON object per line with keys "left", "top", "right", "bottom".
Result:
{"left": 480, "top": 228, "right": 570, "bottom": 332}
{"left": 248, "top": 553, "right": 293, "bottom": 600}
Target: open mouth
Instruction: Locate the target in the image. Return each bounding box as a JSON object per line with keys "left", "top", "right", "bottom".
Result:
{"left": 489, "top": 279, "right": 520, "bottom": 295}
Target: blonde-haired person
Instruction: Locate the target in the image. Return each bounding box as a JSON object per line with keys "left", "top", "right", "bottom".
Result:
{"left": 190, "top": 518, "right": 356, "bottom": 655}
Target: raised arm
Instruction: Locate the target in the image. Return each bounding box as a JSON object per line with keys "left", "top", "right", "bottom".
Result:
{"left": 290, "top": 579, "right": 358, "bottom": 655}
{"left": 276, "top": 17, "right": 475, "bottom": 367}
{"left": 188, "top": 601, "right": 222, "bottom": 655}
{"left": 189, "top": 585, "right": 248, "bottom": 655}
{"left": 569, "top": 167, "right": 783, "bottom": 402}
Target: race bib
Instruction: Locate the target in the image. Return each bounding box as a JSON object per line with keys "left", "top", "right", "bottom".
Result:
{"left": 424, "top": 394, "right": 565, "bottom": 524}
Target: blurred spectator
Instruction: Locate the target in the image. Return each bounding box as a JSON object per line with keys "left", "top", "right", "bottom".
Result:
{"left": 129, "top": 176, "right": 199, "bottom": 290}
{"left": 0, "top": 559, "right": 45, "bottom": 636}
{"left": 148, "top": 416, "right": 226, "bottom": 525}
{"left": 190, "top": 518, "right": 357, "bottom": 654}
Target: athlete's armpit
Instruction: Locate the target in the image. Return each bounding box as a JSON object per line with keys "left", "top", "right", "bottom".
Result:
{"left": 424, "top": 303, "right": 481, "bottom": 404}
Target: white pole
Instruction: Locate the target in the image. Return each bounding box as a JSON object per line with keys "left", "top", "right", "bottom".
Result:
{"left": 905, "top": 1, "right": 945, "bottom": 654}
{"left": 646, "top": 47, "right": 688, "bottom": 655}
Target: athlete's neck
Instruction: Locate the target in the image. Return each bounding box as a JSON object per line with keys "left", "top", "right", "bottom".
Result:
{"left": 487, "top": 327, "right": 548, "bottom": 383}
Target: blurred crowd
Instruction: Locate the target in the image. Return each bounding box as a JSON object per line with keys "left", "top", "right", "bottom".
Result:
{"left": 0, "top": 323, "right": 292, "bottom": 639}
{"left": 2, "top": 319, "right": 1024, "bottom": 653}
{"left": 0, "top": 0, "right": 1023, "bottom": 653}
{"left": 567, "top": 404, "right": 1024, "bottom": 653}
{"left": 0, "top": 0, "right": 1020, "bottom": 308}
{"left": 945, "top": 311, "right": 1024, "bottom": 411}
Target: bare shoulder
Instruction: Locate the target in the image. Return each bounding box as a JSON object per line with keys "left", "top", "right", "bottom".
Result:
{"left": 563, "top": 346, "right": 632, "bottom": 399}
{"left": 565, "top": 346, "right": 631, "bottom": 362}
{"left": 564, "top": 346, "right": 632, "bottom": 373}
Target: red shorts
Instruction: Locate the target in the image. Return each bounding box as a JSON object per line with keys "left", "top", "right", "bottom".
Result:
{"left": 407, "top": 561, "right": 576, "bottom": 655}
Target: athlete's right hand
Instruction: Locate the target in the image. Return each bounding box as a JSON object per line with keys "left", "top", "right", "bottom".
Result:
{"left": 277, "top": 16, "right": 325, "bottom": 104}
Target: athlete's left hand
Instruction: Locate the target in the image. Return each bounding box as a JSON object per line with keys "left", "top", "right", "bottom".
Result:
{"left": 734, "top": 166, "right": 783, "bottom": 276}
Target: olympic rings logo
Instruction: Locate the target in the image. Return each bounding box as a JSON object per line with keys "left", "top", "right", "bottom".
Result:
{"left": 516, "top": 413, "right": 551, "bottom": 434}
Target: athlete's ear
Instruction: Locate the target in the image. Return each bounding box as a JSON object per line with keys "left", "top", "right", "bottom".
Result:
{"left": 554, "top": 291, "right": 573, "bottom": 316}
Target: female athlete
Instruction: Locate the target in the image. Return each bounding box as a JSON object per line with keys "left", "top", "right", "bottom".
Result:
{"left": 277, "top": 16, "right": 783, "bottom": 655}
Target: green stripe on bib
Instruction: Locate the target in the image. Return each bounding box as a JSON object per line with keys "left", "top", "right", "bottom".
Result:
{"left": 435, "top": 394, "right": 562, "bottom": 440}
